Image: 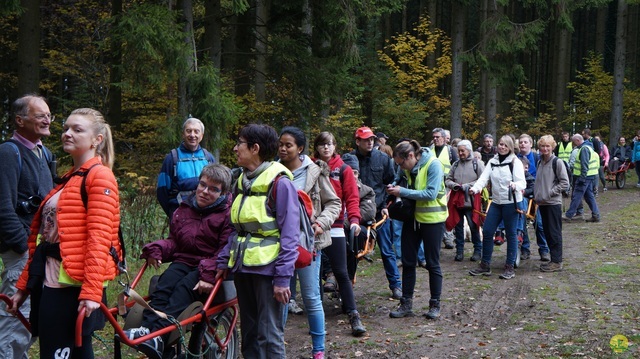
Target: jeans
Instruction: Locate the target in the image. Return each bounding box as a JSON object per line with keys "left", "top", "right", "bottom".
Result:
{"left": 375, "top": 219, "right": 401, "bottom": 290}
{"left": 566, "top": 177, "right": 600, "bottom": 218}
{"left": 391, "top": 219, "right": 403, "bottom": 259}
{"left": 400, "top": 222, "right": 444, "bottom": 300}
{"left": 520, "top": 199, "right": 549, "bottom": 255}
{"left": 454, "top": 209, "right": 481, "bottom": 254}
{"left": 539, "top": 205, "right": 563, "bottom": 263}
{"left": 0, "top": 250, "right": 32, "bottom": 359}
{"left": 284, "top": 251, "right": 324, "bottom": 354}
{"left": 481, "top": 203, "right": 519, "bottom": 266}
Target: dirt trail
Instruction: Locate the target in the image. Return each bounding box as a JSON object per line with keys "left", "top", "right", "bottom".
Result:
{"left": 284, "top": 185, "right": 640, "bottom": 358}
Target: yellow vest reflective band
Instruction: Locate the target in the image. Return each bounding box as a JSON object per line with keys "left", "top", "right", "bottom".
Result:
{"left": 228, "top": 162, "right": 293, "bottom": 268}
{"left": 573, "top": 146, "right": 600, "bottom": 177}
{"left": 557, "top": 142, "right": 572, "bottom": 162}
{"left": 407, "top": 155, "right": 448, "bottom": 223}
{"left": 432, "top": 145, "right": 451, "bottom": 175}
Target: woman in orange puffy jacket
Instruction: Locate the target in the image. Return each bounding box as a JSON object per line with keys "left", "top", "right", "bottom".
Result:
{"left": 10, "top": 108, "right": 120, "bottom": 358}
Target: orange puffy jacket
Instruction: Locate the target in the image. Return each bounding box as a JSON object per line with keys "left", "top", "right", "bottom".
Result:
{"left": 17, "top": 156, "right": 121, "bottom": 303}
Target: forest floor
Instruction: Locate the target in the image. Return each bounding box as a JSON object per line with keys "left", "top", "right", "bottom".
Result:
{"left": 284, "top": 181, "right": 640, "bottom": 359}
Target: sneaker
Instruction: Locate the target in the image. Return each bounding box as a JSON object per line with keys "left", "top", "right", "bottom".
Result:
{"left": 391, "top": 287, "right": 402, "bottom": 300}
{"left": 603, "top": 187, "right": 608, "bottom": 192}
{"left": 454, "top": 253, "right": 463, "bottom": 262}
{"left": 120, "top": 327, "right": 163, "bottom": 359}
{"left": 424, "top": 299, "right": 440, "bottom": 320}
{"left": 313, "top": 351, "right": 325, "bottom": 359}
{"left": 521, "top": 251, "right": 530, "bottom": 260}
{"left": 470, "top": 251, "right": 481, "bottom": 262}
{"left": 443, "top": 238, "right": 454, "bottom": 249}
{"left": 561, "top": 215, "right": 574, "bottom": 222}
{"left": 348, "top": 311, "right": 367, "bottom": 336}
{"left": 540, "top": 262, "right": 563, "bottom": 272}
{"left": 469, "top": 262, "right": 492, "bottom": 276}
{"left": 499, "top": 264, "right": 515, "bottom": 280}
{"left": 493, "top": 232, "right": 505, "bottom": 246}
{"left": 540, "top": 252, "right": 551, "bottom": 262}
{"left": 389, "top": 298, "right": 414, "bottom": 318}
{"left": 288, "top": 299, "right": 304, "bottom": 315}
{"left": 323, "top": 273, "right": 337, "bottom": 292}
{"left": 585, "top": 216, "right": 601, "bottom": 223}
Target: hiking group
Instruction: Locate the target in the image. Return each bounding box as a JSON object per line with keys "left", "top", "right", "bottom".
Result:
{"left": 3, "top": 94, "right": 640, "bottom": 359}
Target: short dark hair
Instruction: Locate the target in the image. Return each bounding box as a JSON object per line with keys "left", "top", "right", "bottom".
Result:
{"left": 200, "top": 164, "right": 233, "bottom": 193}
{"left": 239, "top": 124, "right": 279, "bottom": 161}
{"left": 280, "top": 126, "right": 307, "bottom": 153}
{"left": 313, "top": 131, "right": 336, "bottom": 158}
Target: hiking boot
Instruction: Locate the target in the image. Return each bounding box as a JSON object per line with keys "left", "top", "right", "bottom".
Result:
{"left": 348, "top": 310, "right": 367, "bottom": 336}
{"left": 454, "top": 253, "right": 464, "bottom": 262}
{"left": 521, "top": 251, "right": 530, "bottom": 260}
{"left": 585, "top": 216, "right": 601, "bottom": 223}
{"left": 391, "top": 287, "right": 402, "bottom": 300}
{"left": 323, "top": 273, "right": 337, "bottom": 292}
{"left": 288, "top": 299, "right": 304, "bottom": 315}
{"left": 540, "top": 262, "right": 563, "bottom": 272}
{"left": 470, "top": 251, "right": 481, "bottom": 262}
{"left": 389, "top": 298, "right": 414, "bottom": 318}
{"left": 119, "top": 327, "right": 164, "bottom": 359}
{"left": 540, "top": 252, "right": 551, "bottom": 262}
{"left": 499, "top": 264, "right": 516, "bottom": 280}
{"left": 424, "top": 299, "right": 440, "bottom": 320}
{"left": 469, "top": 261, "right": 492, "bottom": 276}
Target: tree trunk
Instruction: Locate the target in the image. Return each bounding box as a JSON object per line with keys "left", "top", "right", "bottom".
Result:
{"left": 255, "top": 0, "right": 270, "bottom": 103}
{"left": 450, "top": 0, "right": 464, "bottom": 139}
{"left": 554, "top": 26, "right": 570, "bottom": 122}
{"left": 17, "top": 0, "right": 41, "bottom": 96}
{"left": 204, "top": 0, "right": 222, "bottom": 69}
{"left": 609, "top": 0, "right": 627, "bottom": 147}
{"left": 595, "top": 6, "right": 608, "bottom": 56}
{"left": 178, "top": 0, "right": 195, "bottom": 118}
{"left": 107, "top": 0, "right": 122, "bottom": 130}
{"left": 426, "top": 0, "right": 437, "bottom": 68}
{"left": 626, "top": 4, "right": 638, "bottom": 86}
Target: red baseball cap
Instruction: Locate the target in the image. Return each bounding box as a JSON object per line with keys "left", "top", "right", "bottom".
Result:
{"left": 355, "top": 126, "right": 376, "bottom": 139}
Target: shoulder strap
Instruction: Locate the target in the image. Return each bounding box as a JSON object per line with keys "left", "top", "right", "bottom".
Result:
{"left": 472, "top": 158, "right": 478, "bottom": 174}
{"left": 451, "top": 160, "right": 460, "bottom": 174}
{"left": 203, "top": 148, "right": 215, "bottom": 163}
{"left": 6, "top": 140, "right": 22, "bottom": 174}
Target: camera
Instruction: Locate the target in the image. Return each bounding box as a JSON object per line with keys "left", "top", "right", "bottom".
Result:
{"left": 17, "top": 195, "right": 42, "bottom": 215}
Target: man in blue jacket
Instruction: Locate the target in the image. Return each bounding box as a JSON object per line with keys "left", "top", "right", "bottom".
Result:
{"left": 351, "top": 127, "right": 401, "bottom": 300}
{"left": 157, "top": 117, "right": 216, "bottom": 219}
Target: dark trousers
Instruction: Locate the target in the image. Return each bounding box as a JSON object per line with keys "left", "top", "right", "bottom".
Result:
{"left": 400, "top": 221, "right": 444, "bottom": 301}
{"left": 454, "top": 209, "right": 481, "bottom": 254}
{"left": 234, "top": 273, "right": 286, "bottom": 359}
{"left": 38, "top": 286, "right": 106, "bottom": 359}
{"left": 323, "top": 236, "right": 357, "bottom": 313}
{"left": 538, "top": 205, "right": 563, "bottom": 263}
{"left": 143, "top": 263, "right": 205, "bottom": 335}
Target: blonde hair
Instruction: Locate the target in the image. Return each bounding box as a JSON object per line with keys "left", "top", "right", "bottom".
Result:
{"left": 69, "top": 108, "right": 115, "bottom": 169}
{"left": 499, "top": 135, "right": 515, "bottom": 154}
{"left": 537, "top": 135, "right": 557, "bottom": 150}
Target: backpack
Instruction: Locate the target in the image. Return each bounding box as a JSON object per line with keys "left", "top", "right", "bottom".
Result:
{"left": 537, "top": 157, "right": 571, "bottom": 197}
{"left": 5, "top": 139, "right": 58, "bottom": 181}
{"left": 268, "top": 175, "right": 315, "bottom": 269}
{"left": 450, "top": 158, "right": 479, "bottom": 177}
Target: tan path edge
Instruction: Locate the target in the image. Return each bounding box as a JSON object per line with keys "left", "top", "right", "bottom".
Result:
{"left": 284, "top": 185, "right": 640, "bottom": 359}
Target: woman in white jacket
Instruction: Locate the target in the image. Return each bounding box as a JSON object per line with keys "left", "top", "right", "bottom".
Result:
{"left": 468, "top": 135, "right": 526, "bottom": 279}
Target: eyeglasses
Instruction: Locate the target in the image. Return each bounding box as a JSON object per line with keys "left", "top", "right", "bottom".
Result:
{"left": 235, "top": 140, "right": 249, "bottom": 147}
{"left": 19, "top": 113, "right": 55, "bottom": 122}
{"left": 198, "top": 181, "right": 222, "bottom": 193}
{"left": 317, "top": 142, "right": 334, "bottom": 148}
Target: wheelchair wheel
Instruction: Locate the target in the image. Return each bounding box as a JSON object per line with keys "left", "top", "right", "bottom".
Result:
{"left": 615, "top": 172, "right": 626, "bottom": 189}
{"left": 187, "top": 307, "right": 239, "bottom": 359}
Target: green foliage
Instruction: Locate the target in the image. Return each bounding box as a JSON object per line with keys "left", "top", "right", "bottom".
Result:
{"left": 0, "top": 0, "right": 21, "bottom": 15}
{"left": 502, "top": 84, "right": 551, "bottom": 139}
{"left": 119, "top": 190, "right": 167, "bottom": 258}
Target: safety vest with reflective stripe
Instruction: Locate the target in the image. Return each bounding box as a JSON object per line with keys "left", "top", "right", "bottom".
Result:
{"left": 431, "top": 145, "right": 452, "bottom": 175}
{"left": 557, "top": 141, "right": 572, "bottom": 162}
{"left": 407, "top": 155, "right": 448, "bottom": 224}
{"left": 573, "top": 145, "right": 600, "bottom": 177}
{"left": 228, "top": 162, "right": 293, "bottom": 268}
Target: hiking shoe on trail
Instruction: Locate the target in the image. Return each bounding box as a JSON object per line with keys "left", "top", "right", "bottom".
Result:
{"left": 323, "top": 273, "right": 337, "bottom": 292}
{"left": 313, "top": 351, "right": 325, "bottom": 359}
{"left": 288, "top": 299, "right": 304, "bottom": 315}
{"left": 390, "top": 298, "right": 414, "bottom": 318}
{"left": 493, "top": 231, "right": 505, "bottom": 246}
{"left": 391, "top": 287, "right": 403, "bottom": 300}
{"left": 585, "top": 216, "right": 601, "bottom": 223}
{"left": 540, "top": 262, "right": 563, "bottom": 272}
{"left": 561, "top": 215, "right": 574, "bottom": 222}
{"left": 499, "top": 264, "right": 516, "bottom": 280}
{"left": 521, "top": 251, "right": 531, "bottom": 260}
{"left": 120, "top": 327, "right": 164, "bottom": 359}
{"left": 454, "top": 253, "right": 463, "bottom": 262}
{"left": 540, "top": 252, "right": 551, "bottom": 261}
{"left": 348, "top": 311, "right": 367, "bottom": 336}
{"left": 424, "top": 299, "right": 440, "bottom": 320}
{"left": 470, "top": 251, "right": 481, "bottom": 262}
{"left": 469, "top": 262, "right": 492, "bottom": 276}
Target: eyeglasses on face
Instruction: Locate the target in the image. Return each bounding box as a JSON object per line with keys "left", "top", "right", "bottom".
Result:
{"left": 20, "top": 113, "right": 55, "bottom": 122}
{"left": 235, "top": 140, "right": 250, "bottom": 147}
{"left": 198, "top": 181, "right": 222, "bottom": 193}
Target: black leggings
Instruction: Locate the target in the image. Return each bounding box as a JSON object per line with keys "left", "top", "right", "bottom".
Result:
{"left": 400, "top": 221, "right": 444, "bottom": 301}
{"left": 38, "top": 286, "right": 106, "bottom": 359}
{"left": 322, "top": 236, "right": 358, "bottom": 313}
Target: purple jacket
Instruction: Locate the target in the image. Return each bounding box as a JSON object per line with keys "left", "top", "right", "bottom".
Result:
{"left": 141, "top": 194, "right": 234, "bottom": 283}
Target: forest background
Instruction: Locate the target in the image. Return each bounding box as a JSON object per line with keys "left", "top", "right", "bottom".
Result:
{"left": 1, "top": 0, "right": 640, "bottom": 251}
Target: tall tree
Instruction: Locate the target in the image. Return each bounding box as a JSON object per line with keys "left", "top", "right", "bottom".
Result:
{"left": 107, "top": 0, "right": 123, "bottom": 130}
{"left": 450, "top": 0, "right": 465, "bottom": 138}
{"left": 255, "top": 0, "right": 270, "bottom": 103}
{"left": 17, "top": 0, "right": 41, "bottom": 95}
{"left": 609, "top": 0, "right": 627, "bottom": 146}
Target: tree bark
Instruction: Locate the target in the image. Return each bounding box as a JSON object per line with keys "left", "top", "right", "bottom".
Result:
{"left": 595, "top": 6, "right": 608, "bottom": 56}
{"left": 178, "top": 0, "right": 195, "bottom": 118}
{"left": 609, "top": 0, "right": 627, "bottom": 147}
{"left": 554, "top": 26, "right": 570, "bottom": 122}
{"left": 255, "top": 0, "right": 270, "bottom": 103}
{"left": 17, "top": 0, "right": 41, "bottom": 96}
{"left": 204, "top": 0, "right": 222, "bottom": 69}
{"left": 450, "top": 0, "right": 464, "bottom": 139}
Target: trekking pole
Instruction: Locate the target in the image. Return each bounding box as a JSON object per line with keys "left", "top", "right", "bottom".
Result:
{"left": 0, "top": 294, "right": 30, "bottom": 332}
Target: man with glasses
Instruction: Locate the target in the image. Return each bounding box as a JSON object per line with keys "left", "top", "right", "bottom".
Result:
{"left": 157, "top": 117, "right": 216, "bottom": 220}
{"left": 0, "top": 94, "right": 56, "bottom": 358}
{"left": 350, "top": 127, "right": 401, "bottom": 300}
